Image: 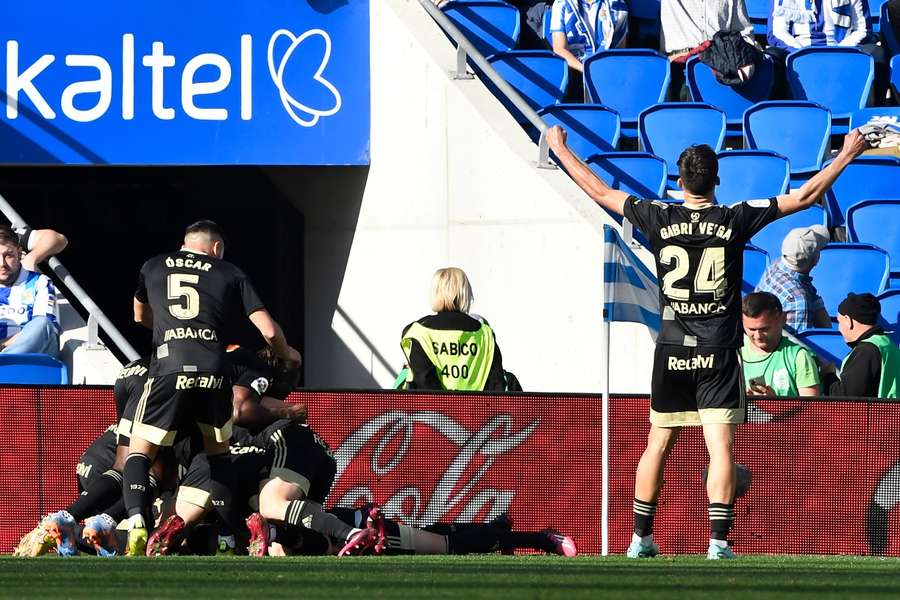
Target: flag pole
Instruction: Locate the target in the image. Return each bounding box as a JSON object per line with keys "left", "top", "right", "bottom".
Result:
{"left": 601, "top": 228, "right": 611, "bottom": 557}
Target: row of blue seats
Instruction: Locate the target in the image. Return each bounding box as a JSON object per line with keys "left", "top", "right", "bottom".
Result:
{"left": 486, "top": 48, "right": 900, "bottom": 136}
{"left": 0, "top": 353, "right": 67, "bottom": 384}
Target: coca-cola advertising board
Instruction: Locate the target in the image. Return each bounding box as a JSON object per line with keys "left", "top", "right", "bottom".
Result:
{"left": 3, "top": 387, "right": 900, "bottom": 557}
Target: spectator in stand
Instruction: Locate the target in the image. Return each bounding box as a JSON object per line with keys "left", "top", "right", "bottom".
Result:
{"left": 766, "top": 0, "right": 890, "bottom": 103}
{"left": 755, "top": 225, "right": 832, "bottom": 332}
{"left": 400, "top": 267, "right": 513, "bottom": 391}
{"left": 550, "top": 0, "right": 629, "bottom": 72}
{"left": 741, "top": 292, "right": 822, "bottom": 397}
{"left": 0, "top": 225, "right": 60, "bottom": 357}
{"left": 821, "top": 293, "right": 900, "bottom": 398}
{"left": 661, "top": 0, "right": 757, "bottom": 99}
{"left": 12, "top": 225, "right": 68, "bottom": 272}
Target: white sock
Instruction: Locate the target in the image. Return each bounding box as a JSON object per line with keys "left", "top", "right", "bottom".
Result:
{"left": 219, "top": 535, "right": 235, "bottom": 549}
{"left": 127, "top": 514, "right": 145, "bottom": 529}
{"left": 346, "top": 527, "right": 362, "bottom": 541}
{"left": 632, "top": 533, "right": 653, "bottom": 545}
{"left": 710, "top": 538, "right": 728, "bottom": 548}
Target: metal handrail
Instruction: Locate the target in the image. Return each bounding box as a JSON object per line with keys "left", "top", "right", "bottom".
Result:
{"left": 418, "top": 0, "right": 554, "bottom": 169}
{"left": 0, "top": 194, "right": 140, "bottom": 362}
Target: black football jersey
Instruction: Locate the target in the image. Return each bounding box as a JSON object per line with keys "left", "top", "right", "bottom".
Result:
{"left": 113, "top": 356, "right": 150, "bottom": 420}
{"left": 135, "top": 250, "right": 265, "bottom": 376}
{"left": 623, "top": 196, "right": 779, "bottom": 348}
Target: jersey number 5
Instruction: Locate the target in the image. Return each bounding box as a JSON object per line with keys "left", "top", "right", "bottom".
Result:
{"left": 167, "top": 273, "right": 200, "bottom": 320}
{"left": 659, "top": 246, "right": 725, "bottom": 301}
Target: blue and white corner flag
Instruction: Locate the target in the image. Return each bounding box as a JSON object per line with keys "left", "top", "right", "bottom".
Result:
{"left": 603, "top": 225, "right": 660, "bottom": 335}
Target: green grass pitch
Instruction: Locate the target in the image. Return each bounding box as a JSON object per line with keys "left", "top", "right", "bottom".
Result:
{"left": 4, "top": 555, "right": 900, "bottom": 599}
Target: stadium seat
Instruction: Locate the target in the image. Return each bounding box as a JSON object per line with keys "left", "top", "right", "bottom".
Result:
{"left": 893, "top": 55, "right": 900, "bottom": 95}
{"left": 878, "top": 289, "right": 900, "bottom": 345}
{"left": 441, "top": 1, "right": 520, "bottom": 59}
{"left": 716, "top": 150, "right": 790, "bottom": 205}
{"left": 745, "top": 0, "right": 770, "bottom": 34}
{"left": 849, "top": 106, "right": 900, "bottom": 129}
{"left": 847, "top": 200, "right": 900, "bottom": 285}
{"left": 638, "top": 103, "right": 726, "bottom": 187}
{"left": 813, "top": 243, "right": 890, "bottom": 316}
{"left": 870, "top": 0, "right": 889, "bottom": 33}
{"left": 886, "top": 6, "right": 900, "bottom": 57}
{"left": 0, "top": 353, "right": 68, "bottom": 384}
{"left": 744, "top": 101, "right": 831, "bottom": 183}
{"left": 744, "top": 244, "right": 770, "bottom": 294}
{"left": 583, "top": 49, "right": 670, "bottom": 137}
{"left": 485, "top": 51, "right": 567, "bottom": 116}
{"left": 796, "top": 329, "right": 847, "bottom": 364}
{"left": 586, "top": 152, "right": 668, "bottom": 199}
{"left": 825, "top": 156, "right": 900, "bottom": 226}
{"left": 786, "top": 47, "right": 874, "bottom": 135}
{"left": 685, "top": 56, "right": 774, "bottom": 134}
{"left": 538, "top": 104, "right": 620, "bottom": 158}
{"left": 750, "top": 205, "right": 827, "bottom": 261}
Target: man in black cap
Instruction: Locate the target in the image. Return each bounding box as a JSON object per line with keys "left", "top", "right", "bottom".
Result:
{"left": 822, "top": 293, "right": 900, "bottom": 398}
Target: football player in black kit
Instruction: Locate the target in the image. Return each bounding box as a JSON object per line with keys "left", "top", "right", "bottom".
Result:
{"left": 547, "top": 126, "right": 867, "bottom": 559}
{"left": 125, "top": 220, "right": 301, "bottom": 556}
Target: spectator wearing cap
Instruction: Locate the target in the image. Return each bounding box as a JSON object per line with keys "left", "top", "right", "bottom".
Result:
{"left": 755, "top": 225, "right": 831, "bottom": 332}
{"left": 821, "top": 293, "right": 900, "bottom": 398}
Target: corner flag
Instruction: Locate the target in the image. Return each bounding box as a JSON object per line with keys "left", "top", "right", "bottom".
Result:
{"left": 602, "top": 225, "right": 660, "bottom": 335}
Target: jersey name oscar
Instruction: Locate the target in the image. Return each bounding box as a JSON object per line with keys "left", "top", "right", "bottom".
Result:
{"left": 164, "top": 256, "right": 213, "bottom": 271}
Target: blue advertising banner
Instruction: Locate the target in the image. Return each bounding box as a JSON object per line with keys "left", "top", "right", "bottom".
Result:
{"left": 0, "top": 1, "right": 370, "bottom": 165}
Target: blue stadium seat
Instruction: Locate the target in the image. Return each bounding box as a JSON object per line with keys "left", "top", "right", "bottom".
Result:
{"left": 538, "top": 104, "right": 620, "bottom": 158}
{"left": 750, "top": 205, "right": 827, "bottom": 261}
{"left": 441, "top": 1, "right": 520, "bottom": 59}
{"left": 485, "top": 51, "right": 567, "bottom": 116}
{"left": 686, "top": 56, "right": 774, "bottom": 134}
{"left": 786, "top": 47, "right": 874, "bottom": 135}
{"left": 744, "top": 244, "right": 770, "bottom": 294}
{"left": 849, "top": 107, "right": 900, "bottom": 129}
{"left": 638, "top": 103, "right": 726, "bottom": 187}
{"left": 744, "top": 101, "right": 831, "bottom": 183}
{"left": 825, "top": 156, "right": 900, "bottom": 226}
{"left": 585, "top": 152, "right": 668, "bottom": 199}
{"left": 893, "top": 55, "right": 900, "bottom": 94}
{"left": 847, "top": 200, "right": 900, "bottom": 285}
{"left": 796, "top": 329, "right": 847, "bottom": 364}
{"left": 878, "top": 289, "right": 900, "bottom": 345}
{"left": 886, "top": 6, "right": 900, "bottom": 57}
{"left": 583, "top": 50, "right": 670, "bottom": 137}
{"left": 0, "top": 353, "right": 68, "bottom": 384}
{"left": 745, "top": 0, "right": 770, "bottom": 34}
{"left": 813, "top": 243, "right": 890, "bottom": 316}
{"left": 716, "top": 150, "right": 790, "bottom": 205}
{"left": 870, "top": 0, "right": 889, "bottom": 33}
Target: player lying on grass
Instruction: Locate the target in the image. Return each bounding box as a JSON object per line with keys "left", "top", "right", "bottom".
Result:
{"left": 14, "top": 347, "right": 303, "bottom": 557}
{"left": 148, "top": 417, "right": 577, "bottom": 557}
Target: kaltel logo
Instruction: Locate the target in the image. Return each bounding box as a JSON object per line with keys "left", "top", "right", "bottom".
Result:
{"left": 4, "top": 29, "right": 341, "bottom": 126}
{"left": 332, "top": 411, "right": 540, "bottom": 528}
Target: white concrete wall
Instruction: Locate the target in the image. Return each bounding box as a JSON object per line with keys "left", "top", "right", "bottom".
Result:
{"left": 302, "top": 0, "right": 656, "bottom": 393}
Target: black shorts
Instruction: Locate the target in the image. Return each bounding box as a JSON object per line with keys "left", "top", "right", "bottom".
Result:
{"left": 650, "top": 345, "right": 745, "bottom": 427}
{"left": 266, "top": 425, "right": 336, "bottom": 504}
{"left": 118, "top": 390, "right": 140, "bottom": 448}
{"left": 77, "top": 428, "right": 117, "bottom": 492}
{"left": 131, "top": 373, "right": 232, "bottom": 447}
{"left": 177, "top": 445, "right": 268, "bottom": 511}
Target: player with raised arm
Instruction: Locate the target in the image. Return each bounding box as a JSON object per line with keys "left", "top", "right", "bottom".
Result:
{"left": 546, "top": 126, "right": 866, "bottom": 559}
{"left": 124, "top": 220, "right": 301, "bottom": 556}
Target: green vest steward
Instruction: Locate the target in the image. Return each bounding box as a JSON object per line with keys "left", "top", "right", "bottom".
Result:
{"left": 401, "top": 321, "right": 496, "bottom": 391}
{"left": 840, "top": 333, "right": 900, "bottom": 399}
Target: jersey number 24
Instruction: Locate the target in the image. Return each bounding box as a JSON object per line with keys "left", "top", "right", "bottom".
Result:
{"left": 659, "top": 246, "right": 725, "bottom": 301}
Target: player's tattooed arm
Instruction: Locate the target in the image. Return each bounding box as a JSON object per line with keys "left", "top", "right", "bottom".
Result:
{"left": 545, "top": 125, "right": 629, "bottom": 216}
{"left": 248, "top": 309, "right": 302, "bottom": 366}
{"left": 775, "top": 129, "right": 867, "bottom": 217}
{"left": 133, "top": 297, "right": 153, "bottom": 329}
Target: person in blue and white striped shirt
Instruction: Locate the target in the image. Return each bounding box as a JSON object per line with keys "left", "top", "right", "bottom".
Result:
{"left": 0, "top": 225, "right": 59, "bottom": 357}
{"left": 550, "top": 0, "right": 629, "bottom": 72}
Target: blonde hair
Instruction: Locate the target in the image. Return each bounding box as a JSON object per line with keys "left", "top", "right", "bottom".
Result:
{"left": 430, "top": 267, "right": 474, "bottom": 313}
